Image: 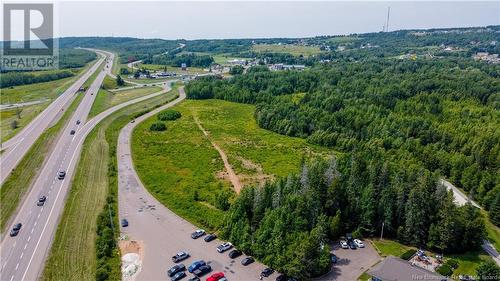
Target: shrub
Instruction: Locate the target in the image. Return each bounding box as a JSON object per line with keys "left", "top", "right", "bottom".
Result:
{"left": 150, "top": 122, "right": 166, "bottom": 131}
{"left": 446, "top": 259, "right": 459, "bottom": 269}
{"left": 400, "top": 249, "right": 417, "bottom": 260}
{"left": 157, "top": 109, "right": 181, "bottom": 121}
{"left": 436, "top": 264, "right": 453, "bottom": 276}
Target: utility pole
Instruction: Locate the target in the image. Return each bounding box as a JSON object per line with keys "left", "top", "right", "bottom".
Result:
{"left": 385, "top": 7, "right": 391, "bottom": 32}
{"left": 380, "top": 222, "right": 385, "bottom": 240}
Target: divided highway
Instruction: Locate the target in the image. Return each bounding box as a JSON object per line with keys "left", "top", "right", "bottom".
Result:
{"left": 0, "top": 51, "right": 106, "bottom": 185}
{"left": 0, "top": 51, "right": 172, "bottom": 281}
{"left": 118, "top": 88, "right": 276, "bottom": 280}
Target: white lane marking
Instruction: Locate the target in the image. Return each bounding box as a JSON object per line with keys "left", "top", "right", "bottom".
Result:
{"left": 10, "top": 275, "right": 13, "bottom": 281}
{"left": 15, "top": 263, "right": 19, "bottom": 270}
{"left": 31, "top": 228, "right": 34, "bottom": 234}
{"left": 20, "top": 252, "right": 24, "bottom": 259}
{"left": 24, "top": 244, "right": 27, "bottom": 250}
{"left": 34, "top": 221, "right": 37, "bottom": 227}
{"left": 27, "top": 236, "right": 31, "bottom": 242}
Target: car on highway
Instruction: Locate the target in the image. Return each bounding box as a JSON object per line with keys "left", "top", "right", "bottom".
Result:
{"left": 228, "top": 249, "right": 242, "bottom": 259}
{"left": 10, "top": 223, "right": 22, "bottom": 237}
{"left": 261, "top": 268, "right": 274, "bottom": 278}
{"left": 216, "top": 242, "right": 232, "bottom": 253}
{"left": 121, "top": 219, "right": 129, "bottom": 227}
{"left": 188, "top": 260, "right": 206, "bottom": 273}
{"left": 206, "top": 272, "right": 225, "bottom": 281}
{"left": 37, "top": 196, "right": 47, "bottom": 206}
{"left": 241, "top": 257, "right": 254, "bottom": 266}
{"left": 204, "top": 233, "right": 217, "bottom": 242}
{"left": 171, "top": 271, "right": 186, "bottom": 281}
{"left": 57, "top": 171, "right": 66, "bottom": 180}
{"left": 191, "top": 229, "right": 206, "bottom": 239}
{"left": 76, "top": 120, "right": 81, "bottom": 125}
{"left": 70, "top": 130, "right": 76, "bottom": 135}
{"left": 167, "top": 263, "right": 186, "bottom": 277}
{"left": 354, "top": 239, "right": 365, "bottom": 248}
{"left": 193, "top": 265, "right": 211, "bottom": 277}
{"left": 172, "top": 251, "right": 190, "bottom": 263}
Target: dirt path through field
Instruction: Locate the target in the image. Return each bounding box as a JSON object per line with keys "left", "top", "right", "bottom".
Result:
{"left": 193, "top": 115, "right": 242, "bottom": 193}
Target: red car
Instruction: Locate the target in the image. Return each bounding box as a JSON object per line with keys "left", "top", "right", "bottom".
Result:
{"left": 206, "top": 272, "right": 225, "bottom": 281}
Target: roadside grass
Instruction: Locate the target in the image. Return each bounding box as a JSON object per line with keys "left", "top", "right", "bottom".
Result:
{"left": 0, "top": 93, "right": 84, "bottom": 231}
{"left": 1, "top": 101, "right": 50, "bottom": 141}
{"left": 252, "top": 44, "right": 323, "bottom": 56}
{"left": 371, "top": 239, "right": 415, "bottom": 257}
{"left": 88, "top": 86, "right": 162, "bottom": 118}
{"left": 483, "top": 210, "right": 500, "bottom": 251}
{"left": 132, "top": 99, "right": 329, "bottom": 229}
{"left": 102, "top": 74, "right": 131, "bottom": 90}
{"left": 448, "top": 251, "right": 493, "bottom": 276}
{"left": 42, "top": 89, "right": 178, "bottom": 281}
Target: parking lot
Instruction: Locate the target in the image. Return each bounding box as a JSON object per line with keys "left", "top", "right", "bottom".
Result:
{"left": 316, "top": 240, "right": 380, "bottom": 281}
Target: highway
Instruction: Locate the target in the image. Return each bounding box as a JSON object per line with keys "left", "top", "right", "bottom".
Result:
{"left": 0, "top": 51, "right": 172, "bottom": 281}
{"left": 117, "top": 87, "right": 276, "bottom": 280}
{"left": 0, "top": 51, "right": 106, "bottom": 185}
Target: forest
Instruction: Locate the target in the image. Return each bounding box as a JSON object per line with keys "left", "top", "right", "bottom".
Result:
{"left": 221, "top": 156, "right": 485, "bottom": 279}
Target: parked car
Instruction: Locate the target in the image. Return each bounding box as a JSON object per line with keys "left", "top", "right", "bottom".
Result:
{"left": 241, "top": 257, "right": 255, "bottom": 266}
{"left": 354, "top": 239, "right": 365, "bottom": 248}
{"left": 188, "top": 277, "right": 200, "bottom": 281}
{"left": 330, "top": 253, "right": 338, "bottom": 264}
{"left": 10, "top": 223, "right": 22, "bottom": 237}
{"left": 206, "top": 272, "right": 225, "bottom": 281}
{"left": 261, "top": 268, "right": 274, "bottom": 277}
{"left": 191, "top": 229, "right": 206, "bottom": 239}
{"left": 58, "top": 171, "right": 66, "bottom": 180}
{"left": 340, "top": 240, "right": 348, "bottom": 249}
{"left": 348, "top": 241, "right": 356, "bottom": 250}
{"left": 167, "top": 264, "right": 186, "bottom": 277}
{"left": 276, "top": 275, "right": 287, "bottom": 281}
{"left": 70, "top": 130, "right": 76, "bottom": 135}
{"left": 172, "top": 251, "right": 190, "bottom": 263}
{"left": 37, "top": 196, "right": 47, "bottom": 206}
{"left": 121, "top": 219, "right": 129, "bottom": 227}
{"left": 217, "top": 242, "right": 233, "bottom": 253}
{"left": 188, "top": 260, "right": 206, "bottom": 273}
{"left": 228, "top": 249, "right": 242, "bottom": 259}
{"left": 193, "top": 265, "right": 211, "bottom": 277}
{"left": 346, "top": 233, "right": 354, "bottom": 243}
{"left": 204, "top": 233, "right": 217, "bottom": 242}
{"left": 171, "top": 271, "right": 186, "bottom": 281}
{"left": 219, "top": 278, "right": 228, "bottom": 281}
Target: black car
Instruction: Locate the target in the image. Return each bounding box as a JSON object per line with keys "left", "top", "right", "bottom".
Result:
{"left": 348, "top": 242, "right": 356, "bottom": 250}
{"left": 76, "top": 120, "right": 81, "bottom": 125}
{"left": 167, "top": 264, "right": 186, "bottom": 277}
{"left": 37, "top": 196, "right": 47, "bottom": 206}
{"left": 188, "top": 277, "right": 200, "bottom": 281}
{"left": 172, "top": 251, "right": 190, "bottom": 263}
{"left": 10, "top": 223, "right": 22, "bottom": 237}
{"left": 330, "top": 254, "right": 338, "bottom": 264}
{"left": 241, "top": 257, "right": 255, "bottom": 266}
{"left": 58, "top": 171, "right": 66, "bottom": 180}
{"left": 121, "top": 219, "right": 129, "bottom": 227}
{"left": 171, "top": 271, "right": 186, "bottom": 281}
{"left": 228, "top": 249, "right": 242, "bottom": 259}
{"left": 193, "top": 265, "right": 212, "bottom": 277}
{"left": 276, "top": 275, "right": 287, "bottom": 281}
{"left": 70, "top": 130, "right": 76, "bottom": 135}
{"left": 204, "top": 233, "right": 217, "bottom": 242}
{"left": 261, "top": 268, "right": 274, "bottom": 277}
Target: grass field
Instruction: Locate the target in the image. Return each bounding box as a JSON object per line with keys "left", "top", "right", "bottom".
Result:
{"left": 327, "top": 36, "right": 360, "bottom": 44}
{"left": 138, "top": 63, "right": 208, "bottom": 74}
{"left": 1, "top": 101, "right": 50, "bottom": 142}
{"left": 88, "top": 86, "right": 162, "bottom": 118}
{"left": 102, "top": 74, "right": 132, "bottom": 90}
{"left": 0, "top": 93, "right": 84, "bottom": 231}
{"left": 132, "top": 99, "right": 329, "bottom": 229}
{"left": 252, "top": 44, "right": 323, "bottom": 56}
{"left": 371, "top": 239, "right": 414, "bottom": 257}
{"left": 484, "top": 210, "right": 500, "bottom": 251}
{"left": 42, "top": 89, "right": 179, "bottom": 281}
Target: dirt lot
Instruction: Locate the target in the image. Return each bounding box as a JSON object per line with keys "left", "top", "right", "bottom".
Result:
{"left": 317, "top": 240, "right": 381, "bottom": 281}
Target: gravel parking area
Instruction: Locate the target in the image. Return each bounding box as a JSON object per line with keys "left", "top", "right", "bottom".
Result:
{"left": 317, "top": 240, "right": 380, "bottom": 281}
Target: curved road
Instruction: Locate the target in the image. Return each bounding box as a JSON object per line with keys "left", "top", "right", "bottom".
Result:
{"left": 118, "top": 87, "right": 275, "bottom": 280}
{"left": 0, "top": 53, "right": 173, "bottom": 281}
{"left": 0, "top": 51, "right": 107, "bottom": 185}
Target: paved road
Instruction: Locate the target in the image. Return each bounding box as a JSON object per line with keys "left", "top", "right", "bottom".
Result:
{"left": 440, "top": 179, "right": 500, "bottom": 266}
{"left": 118, "top": 87, "right": 276, "bottom": 281}
{"left": 0, "top": 51, "right": 106, "bottom": 185}
{"left": 0, "top": 100, "right": 50, "bottom": 110}
{"left": 0, "top": 52, "right": 174, "bottom": 281}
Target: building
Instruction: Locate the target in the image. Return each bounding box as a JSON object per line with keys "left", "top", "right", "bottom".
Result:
{"left": 181, "top": 63, "right": 187, "bottom": 70}
{"left": 368, "top": 256, "right": 448, "bottom": 281}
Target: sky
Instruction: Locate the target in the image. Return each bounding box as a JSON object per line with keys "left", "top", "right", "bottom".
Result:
{"left": 5, "top": 1, "right": 500, "bottom": 40}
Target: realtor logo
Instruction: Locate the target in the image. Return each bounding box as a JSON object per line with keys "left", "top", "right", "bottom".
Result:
{"left": 2, "top": 3, "right": 58, "bottom": 70}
